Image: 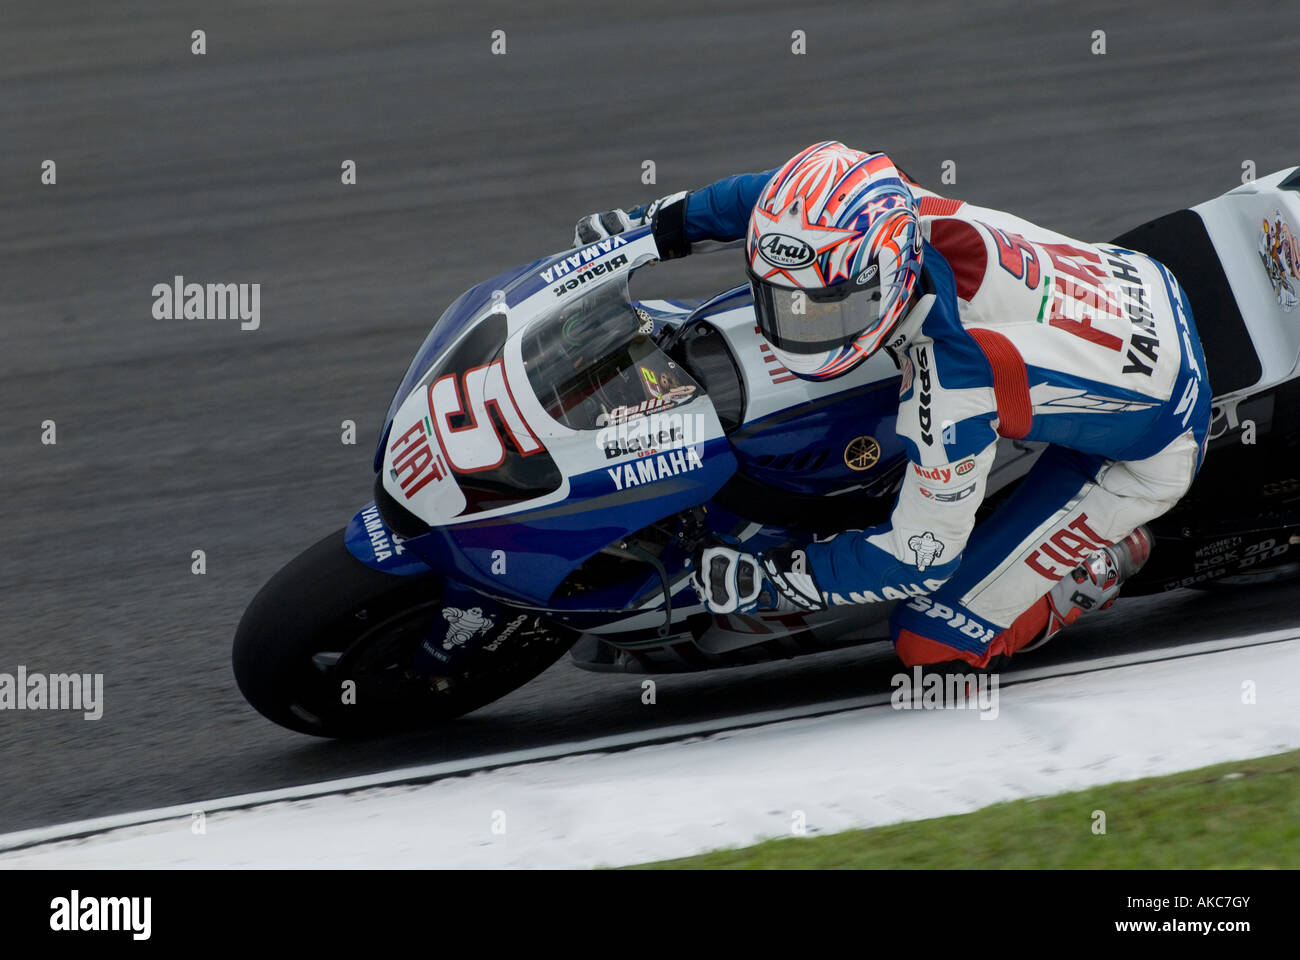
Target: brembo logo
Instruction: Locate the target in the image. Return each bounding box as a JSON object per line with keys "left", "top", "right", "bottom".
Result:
{"left": 916, "top": 347, "right": 934, "bottom": 445}
{"left": 758, "top": 233, "right": 815, "bottom": 269}
{"left": 483, "top": 614, "right": 529, "bottom": 653}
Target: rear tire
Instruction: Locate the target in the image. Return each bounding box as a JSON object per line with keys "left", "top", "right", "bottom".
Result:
{"left": 232, "top": 530, "right": 576, "bottom": 737}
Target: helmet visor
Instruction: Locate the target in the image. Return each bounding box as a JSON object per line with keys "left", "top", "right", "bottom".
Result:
{"left": 749, "top": 274, "right": 885, "bottom": 355}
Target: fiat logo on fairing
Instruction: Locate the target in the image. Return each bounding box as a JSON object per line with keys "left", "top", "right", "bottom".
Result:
{"left": 758, "top": 233, "right": 816, "bottom": 268}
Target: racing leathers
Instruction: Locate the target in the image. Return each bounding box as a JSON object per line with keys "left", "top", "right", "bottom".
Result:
{"left": 646, "top": 170, "right": 1212, "bottom": 668}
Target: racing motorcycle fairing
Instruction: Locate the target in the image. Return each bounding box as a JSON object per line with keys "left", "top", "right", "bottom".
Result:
{"left": 342, "top": 168, "right": 1300, "bottom": 671}
{"left": 368, "top": 228, "right": 739, "bottom": 607}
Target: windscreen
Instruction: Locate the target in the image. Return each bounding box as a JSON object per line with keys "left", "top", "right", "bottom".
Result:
{"left": 521, "top": 280, "right": 701, "bottom": 430}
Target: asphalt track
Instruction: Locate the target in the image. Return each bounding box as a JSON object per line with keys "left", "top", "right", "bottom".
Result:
{"left": 1, "top": 0, "right": 1298, "bottom": 835}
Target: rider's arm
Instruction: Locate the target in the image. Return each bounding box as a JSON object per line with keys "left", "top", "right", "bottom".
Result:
{"left": 802, "top": 439, "right": 996, "bottom": 603}
{"left": 630, "top": 169, "right": 779, "bottom": 258}
{"left": 594, "top": 152, "right": 920, "bottom": 258}
{"left": 651, "top": 152, "right": 924, "bottom": 251}
{"left": 800, "top": 350, "right": 1000, "bottom": 605}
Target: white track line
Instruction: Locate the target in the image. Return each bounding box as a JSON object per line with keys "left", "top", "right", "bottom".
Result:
{"left": 1, "top": 627, "right": 1294, "bottom": 855}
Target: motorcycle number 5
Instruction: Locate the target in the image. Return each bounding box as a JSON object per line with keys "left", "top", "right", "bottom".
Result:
{"left": 428, "top": 360, "right": 543, "bottom": 473}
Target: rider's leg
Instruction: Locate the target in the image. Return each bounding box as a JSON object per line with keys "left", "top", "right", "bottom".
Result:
{"left": 891, "top": 431, "right": 1200, "bottom": 668}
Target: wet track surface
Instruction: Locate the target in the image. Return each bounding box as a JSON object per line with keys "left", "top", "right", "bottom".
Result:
{"left": 2, "top": 1, "right": 1298, "bottom": 833}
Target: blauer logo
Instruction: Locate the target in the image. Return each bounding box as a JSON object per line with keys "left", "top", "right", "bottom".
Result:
{"left": 540, "top": 234, "right": 629, "bottom": 285}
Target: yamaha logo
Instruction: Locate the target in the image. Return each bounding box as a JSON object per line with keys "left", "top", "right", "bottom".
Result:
{"left": 844, "top": 435, "right": 881, "bottom": 471}
{"left": 758, "top": 233, "right": 815, "bottom": 269}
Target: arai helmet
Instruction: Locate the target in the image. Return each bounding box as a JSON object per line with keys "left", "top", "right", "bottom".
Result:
{"left": 746, "top": 142, "right": 923, "bottom": 380}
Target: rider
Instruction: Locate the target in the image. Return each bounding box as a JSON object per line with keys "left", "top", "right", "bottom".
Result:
{"left": 574, "top": 142, "right": 1212, "bottom": 669}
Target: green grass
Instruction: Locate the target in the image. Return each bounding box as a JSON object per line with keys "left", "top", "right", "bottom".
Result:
{"left": 633, "top": 749, "right": 1300, "bottom": 869}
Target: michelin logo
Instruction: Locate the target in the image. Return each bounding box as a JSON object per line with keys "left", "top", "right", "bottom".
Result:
{"left": 441, "top": 607, "right": 494, "bottom": 650}
{"left": 908, "top": 531, "right": 944, "bottom": 571}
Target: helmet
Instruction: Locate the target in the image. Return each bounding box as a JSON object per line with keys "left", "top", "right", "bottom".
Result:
{"left": 746, "top": 142, "right": 923, "bottom": 380}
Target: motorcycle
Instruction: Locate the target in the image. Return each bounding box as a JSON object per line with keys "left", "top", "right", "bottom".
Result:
{"left": 234, "top": 167, "right": 1300, "bottom": 737}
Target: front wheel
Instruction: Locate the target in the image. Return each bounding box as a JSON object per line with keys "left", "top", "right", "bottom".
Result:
{"left": 232, "top": 530, "right": 576, "bottom": 737}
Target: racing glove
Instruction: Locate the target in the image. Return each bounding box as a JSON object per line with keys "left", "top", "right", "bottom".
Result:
{"left": 573, "top": 191, "right": 691, "bottom": 260}
{"left": 691, "top": 544, "right": 825, "bottom": 615}
{"left": 573, "top": 209, "right": 636, "bottom": 246}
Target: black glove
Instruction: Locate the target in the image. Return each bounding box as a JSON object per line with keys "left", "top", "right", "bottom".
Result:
{"left": 572, "top": 191, "right": 691, "bottom": 260}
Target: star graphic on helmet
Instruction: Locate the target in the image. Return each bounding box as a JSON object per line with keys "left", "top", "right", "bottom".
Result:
{"left": 750, "top": 198, "right": 861, "bottom": 288}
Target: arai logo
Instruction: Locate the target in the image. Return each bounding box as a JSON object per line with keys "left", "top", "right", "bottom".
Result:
{"left": 758, "top": 233, "right": 815, "bottom": 269}
{"left": 856, "top": 264, "right": 878, "bottom": 286}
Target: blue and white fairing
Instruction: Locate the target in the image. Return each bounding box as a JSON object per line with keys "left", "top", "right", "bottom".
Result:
{"left": 681, "top": 284, "right": 909, "bottom": 497}
{"left": 351, "top": 226, "right": 739, "bottom": 606}
{"left": 343, "top": 222, "right": 959, "bottom": 646}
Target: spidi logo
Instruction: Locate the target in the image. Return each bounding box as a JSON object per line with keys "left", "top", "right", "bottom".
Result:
{"left": 915, "top": 346, "right": 934, "bottom": 445}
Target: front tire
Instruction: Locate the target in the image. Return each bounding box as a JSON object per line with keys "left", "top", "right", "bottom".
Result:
{"left": 232, "top": 530, "right": 576, "bottom": 737}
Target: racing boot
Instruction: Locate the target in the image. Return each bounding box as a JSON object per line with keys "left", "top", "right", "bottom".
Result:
{"left": 1023, "top": 525, "right": 1153, "bottom": 652}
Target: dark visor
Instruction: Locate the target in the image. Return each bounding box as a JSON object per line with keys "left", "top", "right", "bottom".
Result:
{"left": 748, "top": 271, "right": 885, "bottom": 355}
